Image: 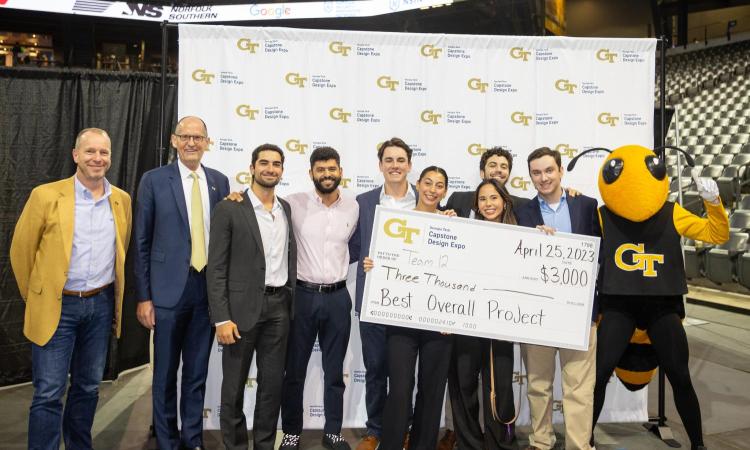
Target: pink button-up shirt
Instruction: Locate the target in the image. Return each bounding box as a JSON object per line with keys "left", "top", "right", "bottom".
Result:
{"left": 285, "top": 190, "right": 359, "bottom": 284}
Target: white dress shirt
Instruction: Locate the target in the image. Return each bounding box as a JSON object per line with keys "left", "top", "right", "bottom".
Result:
{"left": 177, "top": 159, "right": 210, "bottom": 257}
{"left": 380, "top": 184, "right": 417, "bottom": 209}
{"left": 248, "top": 189, "right": 289, "bottom": 287}
{"left": 379, "top": 184, "right": 417, "bottom": 210}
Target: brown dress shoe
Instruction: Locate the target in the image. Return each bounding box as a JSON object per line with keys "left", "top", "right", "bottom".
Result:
{"left": 403, "top": 432, "right": 410, "bottom": 450}
{"left": 356, "top": 435, "right": 380, "bottom": 450}
{"left": 437, "top": 429, "right": 456, "bottom": 450}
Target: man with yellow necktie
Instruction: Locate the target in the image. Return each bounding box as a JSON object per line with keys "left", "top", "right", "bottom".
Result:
{"left": 134, "top": 116, "right": 230, "bottom": 450}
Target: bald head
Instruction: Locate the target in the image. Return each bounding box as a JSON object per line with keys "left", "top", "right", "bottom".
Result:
{"left": 174, "top": 116, "right": 208, "bottom": 136}
{"left": 75, "top": 128, "right": 111, "bottom": 150}
{"left": 171, "top": 116, "right": 209, "bottom": 171}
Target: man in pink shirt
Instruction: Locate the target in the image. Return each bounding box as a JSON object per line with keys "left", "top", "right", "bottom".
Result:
{"left": 279, "top": 147, "right": 359, "bottom": 450}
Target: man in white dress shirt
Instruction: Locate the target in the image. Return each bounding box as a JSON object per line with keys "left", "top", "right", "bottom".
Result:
{"left": 207, "top": 144, "right": 297, "bottom": 450}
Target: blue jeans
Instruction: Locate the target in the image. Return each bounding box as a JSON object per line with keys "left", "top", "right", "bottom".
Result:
{"left": 29, "top": 286, "right": 114, "bottom": 450}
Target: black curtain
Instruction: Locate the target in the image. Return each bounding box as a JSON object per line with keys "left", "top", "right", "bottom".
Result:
{"left": 0, "top": 66, "right": 178, "bottom": 386}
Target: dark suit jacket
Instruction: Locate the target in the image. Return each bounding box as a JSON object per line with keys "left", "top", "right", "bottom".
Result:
{"left": 515, "top": 193, "right": 601, "bottom": 320}
{"left": 348, "top": 184, "right": 418, "bottom": 313}
{"left": 446, "top": 189, "right": 531, "bottom": 218}
{"left": 207, "top": 190, "right": 297, "bottom": 331}
{"left": 134, "top": 162, "right": 229, "bottom": 308}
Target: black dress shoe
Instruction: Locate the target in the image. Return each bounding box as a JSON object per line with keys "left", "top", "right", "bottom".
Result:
{"left": 322, "top": 433, "right": 352, "bottom": 450}
{"left": 280, "top": 433, "right": 301, "bottom": 450}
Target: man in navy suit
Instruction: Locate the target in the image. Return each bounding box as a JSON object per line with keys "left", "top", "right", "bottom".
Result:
{"left": 445, "top": 146, "right": 530, "bottom": 219}
{"left": 348, "top": 137, "right": 418, "bottom": 450}
{"left": 135, "top": 116, "right": 230, "bottom": 450}
{"left": 514, "top": 147, "right": 600, "bottom": 450}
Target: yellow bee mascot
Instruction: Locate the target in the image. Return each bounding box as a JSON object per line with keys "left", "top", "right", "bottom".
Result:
{"left": 568, "top": 145, "right": 728, "bottom": 450}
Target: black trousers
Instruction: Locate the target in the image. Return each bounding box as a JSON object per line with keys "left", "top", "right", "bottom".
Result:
{"left": 380, "top": 327, "right": 452, "bottom": 450}
{"left": 281, "top": 285, "right": 352, "bottom": 435}
{"left": 220, "top": 289, "right": 291, "bottom": 450}
{"left": 593, "top": 295, "right": 704, "bottom": 448}
{"left": 448, "top": 335, "right": 517, "bottom": 450}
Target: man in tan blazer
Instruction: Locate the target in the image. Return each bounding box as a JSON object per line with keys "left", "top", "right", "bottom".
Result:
{"left": 10, "top": 127, "right": 131, "bottom": 450}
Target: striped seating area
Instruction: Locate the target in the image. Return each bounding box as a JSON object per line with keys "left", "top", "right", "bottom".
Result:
{"left": 660, "top": 40, "right": 750, "bottom": 293}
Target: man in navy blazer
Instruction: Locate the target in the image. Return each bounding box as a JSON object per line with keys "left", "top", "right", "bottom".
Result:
{"left": 348, "top": 137, "right": 418, "bottom": 450}
{"left": 445, "top": 146, "right": 530, "bottom": 219}
{"left": 514, "top": 147, "right": 600, "bottom": 450}
{"left": 134, "top": 116, "right": 230, "bottom": 450}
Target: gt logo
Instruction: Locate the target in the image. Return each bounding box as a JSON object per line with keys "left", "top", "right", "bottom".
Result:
{"left": 376, "top": 76, "right": 399, "bottom": 91}
{"left": 235, "top": 104, "right": 259, "bottom": 120}
{"left": 555, "top": 79, "right": 577, "bottom": 94}
{"left": 191, "top": 69, "right": 215, "bottom": 84}
{"left": 237, "top": 38, "right": 259, "bottom": 53}
{"left": 510, "top": 47, "right": 531, "bottom": 61}
{"left": 510, "top": 177, "right": 531, "bottom": 191}
{"left": 467, "top": 143, "right": 488, "bottom": 156}
{"left": 596, "top": 48, "right": 617, "bottom": 63}
{"left": 552, "top": 400, "right": 563, "bottom": 412}
{"left": 285, "top": 139, "right": 307, "bottom": 154}
{"left": 614, "top": 243, "right": 663, "bottom": 277}
{"left": 236, "top": 171, "right": 252, "bottom": 185}
{"left": 245, "top": 377, "right": 257, "bottom": 388}
{"left": 467, "top": 78, "right": 488, "bottom": 93}
{"left": 202, "top": 408, "right": 212, "bottom": 418}
{"left": 329, "top": 41, "right": 351, "bottom": 56}
{"left": 420, "top": 110, "right": 441, "bottom": 125}
{"left": 340, "top": 178, "right": 351, "bottom": 188}
{"left": 511, "top": 111, "right": 532, "bottom": 126}
{"left": 555, "top": 144, "right": 578, "bottom": 158}
{"left": 420, "top": 44, "right": 442, "bottom": 59}
{"left": 329, "top": 107, "right": 351, "bottom": 123}
{"left": 383, "top": 218, "right": 420, "bottom": 244}
{"left": 285, "top": 72, "right": 307, "bottom": 87}
{"left": 598, "top": 112, "right": 619, "bottom": 127}
{"left": 513, "top": 371, "right": 527, "bottom": 385}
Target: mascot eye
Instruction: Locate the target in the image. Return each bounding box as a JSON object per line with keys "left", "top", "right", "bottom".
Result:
{"left": 645, "top": 155, "right": 666, "bottom": 180}
{"left": 602, "top": 158, "right": 623, "bottom": 184}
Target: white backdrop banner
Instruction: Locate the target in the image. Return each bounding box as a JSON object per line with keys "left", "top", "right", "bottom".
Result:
{"left": 177, "top": 24, "right": 654, "bottom": 430}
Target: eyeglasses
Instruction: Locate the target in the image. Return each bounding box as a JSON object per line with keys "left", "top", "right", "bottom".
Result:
{"left": 175, "top": 134, "right": 208, "bottom": 144}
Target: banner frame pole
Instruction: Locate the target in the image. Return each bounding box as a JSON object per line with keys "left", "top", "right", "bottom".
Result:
{"left": 159, "top": 21, "right": 179, "bottom": 167}
{"left": 643, "top": 34, "right": 683, "bottom": 449}
{"left": 159, "top": 20, "right": 168, "bottom": 167}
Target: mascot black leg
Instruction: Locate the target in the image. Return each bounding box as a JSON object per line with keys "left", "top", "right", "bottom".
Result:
{"left": 592, "top": 310, "right": 636, "bottom": 431}
{"left": 647, "top": 313, "right": 704, "bottom": 449}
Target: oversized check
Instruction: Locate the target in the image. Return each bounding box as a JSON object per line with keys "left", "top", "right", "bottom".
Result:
{"left": 361, "top": 206, "right": 601, "bottom": 350}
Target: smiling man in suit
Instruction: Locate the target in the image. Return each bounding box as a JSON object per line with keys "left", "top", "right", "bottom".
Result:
{"left": 514, "top": 147, "right": 600, "bottom": 450}
{"left": 348, "top": 137, "right": 417, "bottom": 450}
{"left": 134, "top": 116, "right": 230, "bottom": 450}
{"left": 445, "top": 147, "right": 529, "bottom": 219}
{"left": 10, "top": 128, "right": 131, "bottom": 450}
{"left": 207, "top": 143, "right": 297, "bottom": 450}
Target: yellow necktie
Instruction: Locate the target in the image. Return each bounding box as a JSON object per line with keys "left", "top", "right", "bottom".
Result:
{"left": 190, "top": 172, "right": 207, "bottom": 271}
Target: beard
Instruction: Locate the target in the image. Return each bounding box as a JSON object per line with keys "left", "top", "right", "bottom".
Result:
{"left": 253, "top": 174, "right": 281, "bottom": 189}
{"left": 313, "top": 175, "right": 341, "bottom": 194}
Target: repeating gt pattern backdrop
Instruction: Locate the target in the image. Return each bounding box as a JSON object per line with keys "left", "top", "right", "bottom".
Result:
{"left": 178, "top": 24, "right": 655, "bottom": 429}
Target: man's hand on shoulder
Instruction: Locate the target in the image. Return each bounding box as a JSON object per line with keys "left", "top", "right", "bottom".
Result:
{"left": 136, "top": 300, "right": 156, "bottom": 330}
{"left": 216, "top": 321, "right": 241, "bottom": 345}
{"left": 225, "top": 191, "right": 244, "bottom": 203}
{"left": 564, "top": 187, "right": 581, "bottom": 197}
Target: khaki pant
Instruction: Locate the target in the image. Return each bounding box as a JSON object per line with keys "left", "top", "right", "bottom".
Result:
{"left": 521, "top": 325, "right": 596, "bottom": 450}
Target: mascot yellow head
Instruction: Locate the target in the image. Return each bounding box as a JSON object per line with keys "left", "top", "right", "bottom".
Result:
{"left": 568, "top": 144, "right": 694, "bottom": 222}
